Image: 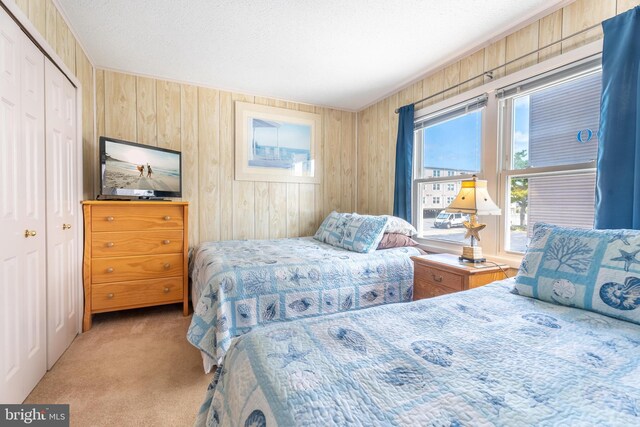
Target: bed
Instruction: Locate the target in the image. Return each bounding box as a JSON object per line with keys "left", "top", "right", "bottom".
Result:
{"left": 195, "top": 278, "right": 640, "bottom": 426}
{"left": 187, "top": 236, "right": 422, "bottom": 369}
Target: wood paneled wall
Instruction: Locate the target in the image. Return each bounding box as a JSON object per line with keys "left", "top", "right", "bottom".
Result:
{"left": 356, "top": 0, "right": 639, "bottom": 215}
{"left": 11, "top": 0, "right": 95, "bottom": 200}
{"left": 15, "top": 0, "right": 638, "bottom": 245}
{"left": 94, "top": 70, "right": 357, "bottom": 247}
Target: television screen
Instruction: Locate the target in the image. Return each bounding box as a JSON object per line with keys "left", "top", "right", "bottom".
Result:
{"left": 100, "top": 137, "right": 182, "bottom": 198}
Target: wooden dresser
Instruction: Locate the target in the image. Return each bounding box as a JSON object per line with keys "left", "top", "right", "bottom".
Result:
{"left": 82, "top": 201, "right": 189, "bottom": 331}
{"left": 411, "top": 253, "right": 511, "bottom": 300}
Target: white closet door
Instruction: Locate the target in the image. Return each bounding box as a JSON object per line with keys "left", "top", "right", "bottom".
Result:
{"left": 45, "top": 61, "right": 79, "bottom": 369}
{"left": 0, "top": 10, "right": 47, "bottom": 403}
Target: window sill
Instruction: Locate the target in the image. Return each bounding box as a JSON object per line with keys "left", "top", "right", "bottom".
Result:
{"left": 415, "top": 238, "right": 524, "bottom": 269}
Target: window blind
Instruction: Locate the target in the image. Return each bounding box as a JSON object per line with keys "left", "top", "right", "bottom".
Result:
{"left": 496, "top": 55, "right": 601, "bottom": 99}
{"left": 414, "top": 94, "right": 488, "bottom": 131}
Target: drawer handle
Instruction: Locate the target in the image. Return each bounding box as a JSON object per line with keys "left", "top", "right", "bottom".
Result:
{"left": 163, "top": 263, "right": 171, "bottom": 269}
{"left": 107, "top": 293, "right": 114, "bottom": 299}
{"left": 431, "top": 273, "right": 443, "bottom": 283}
{"left": 163, "top": 215, "right": 171, "bottom": 221}
{"left": 106, "top": 267, "right": 114, "bottom": 273}
{"left": 106, "top": 242, "right": 114, "bottom": 248}
{"left": 162, "top": 240, "right": 171, "bottom": 245}
{"left": 163, "top": 287, "right": 170, "bottom": 293}
{"left": 106, "top": 216, "right": 114, "bottom": 222}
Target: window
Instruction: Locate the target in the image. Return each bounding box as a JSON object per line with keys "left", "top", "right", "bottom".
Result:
{"left": 499, "top": 61, "right": 600, "bottom": 253}
{"left": 413, "top": 95, "right": 486, "bottom": 243}
{"left": 410, "top": 48, "right": 601, "bottom": 258}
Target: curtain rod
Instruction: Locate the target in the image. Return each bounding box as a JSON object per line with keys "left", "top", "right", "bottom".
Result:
{"left": 394, "top": 21, "right": 603, "bottom": 114}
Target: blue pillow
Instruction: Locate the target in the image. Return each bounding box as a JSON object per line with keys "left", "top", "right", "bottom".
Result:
{"left": 514, "top": 223, "right": 640, "bottom": 325}
{"left": 337, "top": 213, "right": 389, "bottom": 253}
{"left": 313, "top": 211, "right": 343, "bottom": 245}
{"left": 314, "top": 212, "right": 389, "bottom": 253}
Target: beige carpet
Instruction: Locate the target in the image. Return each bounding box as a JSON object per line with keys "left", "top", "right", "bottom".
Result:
{"left": 25, "top": 304, "right": 214, "bottom": 427}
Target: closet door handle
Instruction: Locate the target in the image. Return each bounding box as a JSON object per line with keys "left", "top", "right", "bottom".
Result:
{"left": 106, "top": 216, "right": 114, "bottom": 222}
{"left": 106, "top": 267, "right": 114, "bottom": 273}
{"left": 24, "top": 229, "right": 37, "bottom": 238}
{"left": 62, "top": 223, "right": 72, "bottom": 230}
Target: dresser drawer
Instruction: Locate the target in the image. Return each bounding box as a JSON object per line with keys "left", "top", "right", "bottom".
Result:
{"left": 92, "top": 253, "right": 183, "bottom": 283}
{"left": 414, "top": 281, "right": 457, "bottom": 300}
{"left": 92, "top": 277, "right": 183, "bottom": 311}
{"left": 415, "top": 263, "right": 463, "bottom": 291}
{"left": 92, "top": 230, "right": 183, "bottom": 257}
{"left": 91, "top": 205, "right": 184, "bottom": 232}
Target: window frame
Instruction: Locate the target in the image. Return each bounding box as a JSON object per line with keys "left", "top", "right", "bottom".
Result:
{"left": 412, "top": 96, "right": 486, "bottom": 249}
{"left": 410, "top": 40, "right": 603, "bottom": 265}
{"left": 497, "top": 66, "right": 601, "bottom": 256}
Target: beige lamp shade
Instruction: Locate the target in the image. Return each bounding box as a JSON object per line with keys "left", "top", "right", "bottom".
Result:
{"left": 445, "top": 176, "right": 501, "bottom": 215}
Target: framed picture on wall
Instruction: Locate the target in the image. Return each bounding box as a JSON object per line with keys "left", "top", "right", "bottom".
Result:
{"left": 235, "top": 101, "right": 322, "bottom": 184}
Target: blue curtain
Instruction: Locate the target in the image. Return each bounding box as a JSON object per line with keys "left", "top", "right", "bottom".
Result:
{"left": 393, "top": 104, "right": 415, "bottom": 222}
{"left": 595, "top": 6, "right": 640, "bottom": 229}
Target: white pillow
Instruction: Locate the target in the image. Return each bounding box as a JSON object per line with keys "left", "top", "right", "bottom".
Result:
{"left": 383, "top": 215, "right": 417, "bottom": 236}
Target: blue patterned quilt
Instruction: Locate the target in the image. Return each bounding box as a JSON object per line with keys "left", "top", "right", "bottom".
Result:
{"left": 195, "top": 278, "right": 640, "bottom": 426}
{"left": 187, "top": 237, "right": 420, "bottom": 364}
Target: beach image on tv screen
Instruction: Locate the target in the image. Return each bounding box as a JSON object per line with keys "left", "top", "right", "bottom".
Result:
{"left": 103, "top": 141, "right": 180, "bottom": 192}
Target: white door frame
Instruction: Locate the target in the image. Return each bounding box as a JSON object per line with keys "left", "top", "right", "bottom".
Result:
{"left": 2, "top": 0, "right": 84, "bottom": 334}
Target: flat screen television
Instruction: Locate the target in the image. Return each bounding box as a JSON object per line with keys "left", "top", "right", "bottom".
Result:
{"left": 99, "top": 136, "right": 182, "bottom": 199}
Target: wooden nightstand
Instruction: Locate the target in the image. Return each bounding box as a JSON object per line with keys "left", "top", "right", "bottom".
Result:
{"left": 411, "top": 253, "right": 510, "bottom": 300}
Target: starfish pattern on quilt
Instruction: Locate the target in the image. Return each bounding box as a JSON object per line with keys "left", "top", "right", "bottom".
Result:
{"left": 267, "top": 343, "right": 311, "bottom": 368}
{"left": 610, "top": 248, "right": 640, "bottom": 272}
{"left": 608, "top": 231, "right": 633, "bottom": 245}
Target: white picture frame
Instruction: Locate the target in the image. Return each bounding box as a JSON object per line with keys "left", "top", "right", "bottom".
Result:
{"left": 235, "top": 102, "right": 322, "bottom": 184}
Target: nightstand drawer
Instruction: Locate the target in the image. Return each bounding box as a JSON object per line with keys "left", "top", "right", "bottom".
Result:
{"left": 415, "top": 263, "right": 463, "bottom": 291}
{"left": 414, "top": 281, "right": 457, "bottom": 300}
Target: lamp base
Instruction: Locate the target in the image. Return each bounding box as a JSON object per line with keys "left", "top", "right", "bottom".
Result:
{"left": 459, "top": 245, "right": 486, "bottom": 263}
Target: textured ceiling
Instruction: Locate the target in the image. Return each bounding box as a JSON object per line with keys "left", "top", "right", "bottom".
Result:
{"left": 58, "top": 0, "right": 563, "bottom": 111}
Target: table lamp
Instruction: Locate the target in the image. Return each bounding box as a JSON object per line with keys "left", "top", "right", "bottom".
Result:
{"left": 445, "top": 175, "right": 501, "bottom": 263}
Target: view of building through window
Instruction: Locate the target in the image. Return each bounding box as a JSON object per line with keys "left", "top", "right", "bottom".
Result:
{"left": 415, "top": 108, "right": 481, "bottom": 243}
